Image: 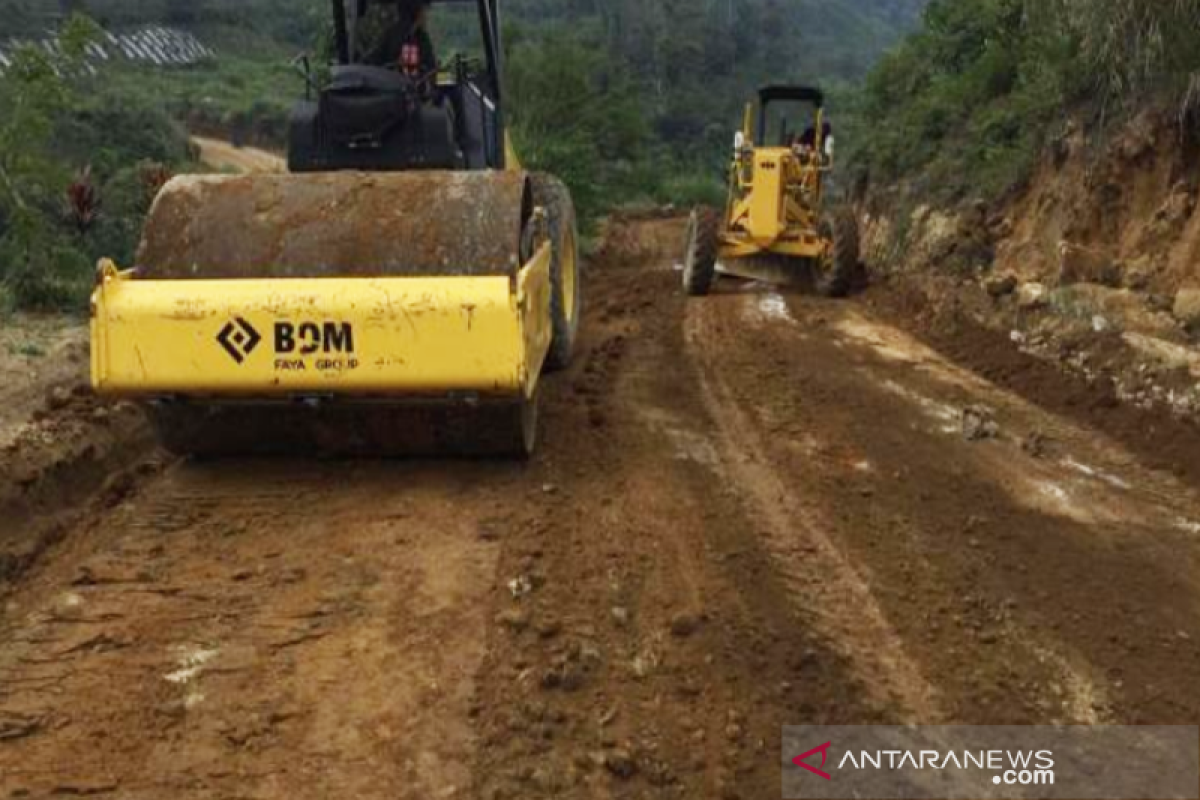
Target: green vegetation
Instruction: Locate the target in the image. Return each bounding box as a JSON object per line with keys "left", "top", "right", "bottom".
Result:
{"left": 7, "top": 340, "right": 46, "bottom": 358}
{"left": 502, "top": 0, "right": 926, "bottom": 221}
{"left": 0, "top": 0, "right": 324, "bottom": 45}
{"left": 0, "top": 15, "right": 191, "bottom": 311}
{"left": 102, "top": 49, "right": 298, "bottom": 145}
{"left": 0, "top": 13, "right": 295, "bottom": 310}
{"left": 853, "top": 0, "right": 1200, "bottom": 202}
{"left": 0, "top": 0, "right": 928, "bottom": 310}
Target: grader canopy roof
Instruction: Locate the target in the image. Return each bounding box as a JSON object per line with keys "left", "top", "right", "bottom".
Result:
{"left": 757, "top": 85, "right": 825, "bottom": 107}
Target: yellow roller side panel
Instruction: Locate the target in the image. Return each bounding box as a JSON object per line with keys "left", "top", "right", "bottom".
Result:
{"left": 517, "top": 242, "right": 553, "bottom": 397}
{"left": 91, "top": 266, "right": 536, "bottom": 398}
{"left": 505, "top": 133, "right": 523, "bottom": 171}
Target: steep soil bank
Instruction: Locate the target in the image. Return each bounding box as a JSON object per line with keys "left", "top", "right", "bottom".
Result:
{"left": 861, "top": 109, "right": 1200, "bottom": 423}
{"left": 995, "top": 111, "right": 1200, "bottom": 295}
{"left": 0, "top": 316, "right": 156, "bottom": 587}
{"left": 0, "top": 317, "right": 88, "bottom": 449}
{"left": 860, "top": 275, "right": 1200, "bottom": 486}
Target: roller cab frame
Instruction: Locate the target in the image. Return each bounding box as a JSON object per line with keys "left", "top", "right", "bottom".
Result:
{"left": 291, "top": 0, "right": 511, "bottom": 173}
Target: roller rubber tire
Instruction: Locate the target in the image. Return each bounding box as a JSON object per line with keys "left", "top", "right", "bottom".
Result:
{"left": 531, "top": 174, "right": 581, "bottom": 371}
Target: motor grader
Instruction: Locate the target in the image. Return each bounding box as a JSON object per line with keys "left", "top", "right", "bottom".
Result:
{"left": 90, "top": 0, "right": 581, "bottom": 458}
{"left": 683, "top": 85, "right": 861, "bottom": 297}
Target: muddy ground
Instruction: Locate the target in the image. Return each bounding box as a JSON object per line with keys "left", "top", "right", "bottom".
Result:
{"left": 0, "top": 317, "right": 88, "bottom": 448}
{"left": 2, "top": 217, "right": 1200, "bottom": 798}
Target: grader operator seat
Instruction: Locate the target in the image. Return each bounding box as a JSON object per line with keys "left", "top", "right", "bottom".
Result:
{"left": 756, "top": 84, "right": 830, "bottom": 196}
{"left": 289, "top": 0, "right": 506, "bottom": 173}
{"left": 756, "top": 85, "right": 826, "bottom": 146}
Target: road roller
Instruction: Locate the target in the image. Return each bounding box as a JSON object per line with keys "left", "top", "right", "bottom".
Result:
{"left": 89, "top": 0, "right": 581, "bottom": 457}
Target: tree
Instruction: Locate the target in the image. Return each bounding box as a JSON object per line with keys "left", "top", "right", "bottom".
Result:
{"left": 507, "top": 33, "right": 649, "bottom": 221}
{"left": 166, "top": 0, "right": 203, "bottom": 25}
{"left": 0, "top": 14, "right": 101, "bottom": 309}
{"left": 58, "top": 0, "right": 87, "bottom": 16}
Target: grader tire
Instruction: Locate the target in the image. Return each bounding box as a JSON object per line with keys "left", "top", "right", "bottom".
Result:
{"left": 532, "top": 174, "right": 582, "bottom": 371}
{"left": 683, "top": 206, "right": 721, "bottom": 297}
{"left": 817, "top": 208, "right": 862, "bottom": 298}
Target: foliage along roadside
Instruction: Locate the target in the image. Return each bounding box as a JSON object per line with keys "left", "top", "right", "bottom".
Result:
{"left": 0, "top": 15, "right": 193, "bottom": 313}
{"left": 0, "top": 1, "right": 930, "bottom": 312}
{"left": 849, "top": 0, "right": 1200, "bottom": 204}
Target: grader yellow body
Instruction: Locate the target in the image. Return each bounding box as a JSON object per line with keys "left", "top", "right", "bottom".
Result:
{"left": 683, "top": 85, "right": 860, "bottom": 296}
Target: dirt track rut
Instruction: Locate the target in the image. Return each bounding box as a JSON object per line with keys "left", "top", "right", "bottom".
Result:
{"left": 3, "top": 220, "right": 1200, "bottom": 798}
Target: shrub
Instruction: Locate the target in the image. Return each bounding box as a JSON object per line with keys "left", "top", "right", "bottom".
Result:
{"left": 657, "top": 172, "right": 728, "bottom": 210}
{"left": 852, "top": 0, "right": 1200, "bottom": 200}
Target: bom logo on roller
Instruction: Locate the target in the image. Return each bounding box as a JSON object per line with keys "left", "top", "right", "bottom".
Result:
{"left": 274, "top": 321, "right": 359, "bottom": 372}
{"left": 217, "top": 318, "right": 359, "bottom": 372}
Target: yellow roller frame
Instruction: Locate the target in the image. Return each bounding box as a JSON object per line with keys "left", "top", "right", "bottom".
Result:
{"left": 91, "top": 242, "right": 553, "bottom": 400}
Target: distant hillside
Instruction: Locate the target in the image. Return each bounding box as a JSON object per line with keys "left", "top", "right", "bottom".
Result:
{"left": 0, "top": 0, "right": 322, "bottom": 46}
{"left": 861, "top": 0, "right": 928, "bottom": 27}
{"left": 2, "top": 0, "right": 927, "bottom": 71}
{"left": 0, "top": 0, "right": 930, "bottom": 312}
{"left": 854, "top": 0, "right": 1200, "bottom": 201}
{"left": 507, "top": 0, "right": 927, "bottom": 82}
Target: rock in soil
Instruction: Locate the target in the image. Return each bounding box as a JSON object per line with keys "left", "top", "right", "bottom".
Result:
{"left": 604, "top": 749, "right": 638, "bottom": 779}
{"left": 985, "top": 274, "right": 1018, "bottom": 298}
{"left": 1017, "top": 281, "right": 1048, "bottom": 309}
{"left": 669, "top": 613, "right": 701, "bottom": 638}
{"left": 1058, "top": 241, "right": 1120, "bottom": 287}
{"left": 961, "top": 406, "right": 999, "bottom": 441}
{"left": 1173, "top": 288, "right": 1200, "bottom": 331}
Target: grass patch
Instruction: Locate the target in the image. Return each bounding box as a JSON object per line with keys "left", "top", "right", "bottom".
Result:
{"left": 8, "top": 340, "right": 47, "bottom": 359}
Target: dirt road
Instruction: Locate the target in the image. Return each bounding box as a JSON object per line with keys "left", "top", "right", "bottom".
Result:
{"left": 0, "top": 317, "right": 88, "bottom": 449}
{"left": 191, "top": 137, "right": 285, "bottom": 174}
{"left": 3, "top": 217, "right": 1200, "bottom": 798}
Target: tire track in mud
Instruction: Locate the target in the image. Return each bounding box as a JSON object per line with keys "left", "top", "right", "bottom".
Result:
{"left": 468, "top": 264, "right": 886, "bottom": 800}
{"left": 0, "top": 459, "right": 507, "bottom": 798}
{"left": 685, "top": 281, "right": 1200, "bottom": 726}
{"left": 5, "top": 219, "right": 1200, "bottom": 799}
{"left": 684, "top": 298, "right": 943, "bottom": 720}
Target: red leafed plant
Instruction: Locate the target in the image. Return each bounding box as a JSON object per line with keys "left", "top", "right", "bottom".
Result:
{"left": 138, "top": 161, "right": 173, "bottom": 207}
{"left": 65, "top": 165, "right": 100, "bottom": 234}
